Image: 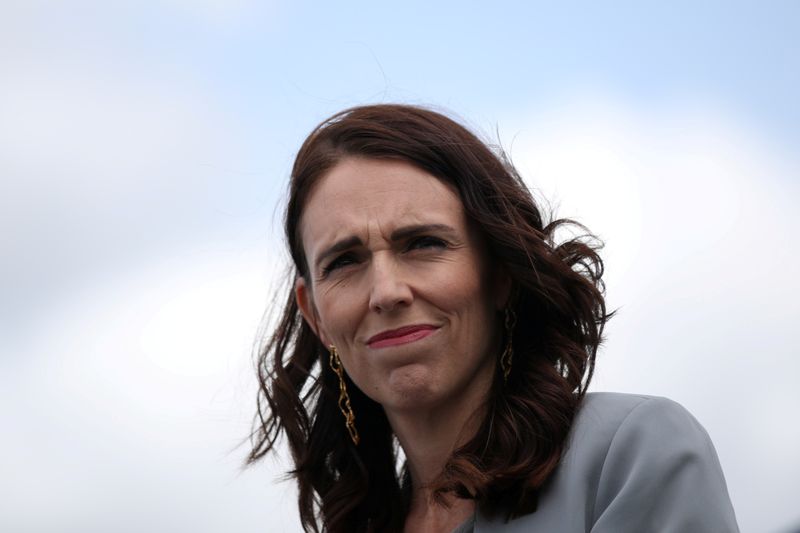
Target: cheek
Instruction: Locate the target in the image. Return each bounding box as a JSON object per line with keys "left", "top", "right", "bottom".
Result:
{"left": 433, "top": 261, "right": 499, "bottom": 352}
{"left": 316, "top": 285, "right": 365, "bottom": 346}
{"left": 431, "top": 261, "right": 487, "bottom": 312}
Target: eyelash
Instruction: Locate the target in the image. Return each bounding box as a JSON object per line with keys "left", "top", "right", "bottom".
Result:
{"left": 322, "top": 253, "right": 357, "bottom": 275}
{"left": 321, "top": 236, "right": 447, "bottom": 275}
{"left": 407, "top": 236, "right": 447, "bottom": 250}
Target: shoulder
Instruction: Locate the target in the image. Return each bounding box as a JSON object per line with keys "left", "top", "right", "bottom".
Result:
{"left": 560, "top": 393, "right": 713, "bottom": 487}
{"left": 571, "top": 392, "right": 708, "bottom": 455}
{"left": 578, "top": 392, "right": 739, "bottom": 531}
{"left": 572, "top": 393, "right": 726, "bottom": 500}
{"left": 576, "top": 391, "right": 694, "bottom": 429}
{"left": 475, "top": 393, "right": 739, "bottom": 532}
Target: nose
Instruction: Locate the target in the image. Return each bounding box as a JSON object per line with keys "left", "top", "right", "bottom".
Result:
{"left": 368, "top": 254, "right": 413, "bottom": 313}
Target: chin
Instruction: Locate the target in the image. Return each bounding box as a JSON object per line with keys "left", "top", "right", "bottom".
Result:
{"left": 381, "top": 364, "right": 440, "bottom": 409}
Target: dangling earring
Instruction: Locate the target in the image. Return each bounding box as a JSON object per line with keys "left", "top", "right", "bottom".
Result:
{"left": 328, "top": 345, "right": 360, "bottom": 445}
{"left": 500, "top": 307, "right": 517, "bottom": 382}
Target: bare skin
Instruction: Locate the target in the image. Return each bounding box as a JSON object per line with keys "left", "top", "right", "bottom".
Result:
{"left": 404, "top": 492, "right": 475, "bottom": 533}
{"left": 392, "top": 363, "right": 490, "bottom": 532}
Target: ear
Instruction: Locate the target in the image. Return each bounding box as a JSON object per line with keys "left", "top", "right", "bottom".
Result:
{"left": 295, "top": 276, "right": 329, "bottom": 345}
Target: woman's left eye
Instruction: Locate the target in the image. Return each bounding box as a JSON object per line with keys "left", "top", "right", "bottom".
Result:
{"left": 407, "top": 236, "right": 447, "bottom": 251}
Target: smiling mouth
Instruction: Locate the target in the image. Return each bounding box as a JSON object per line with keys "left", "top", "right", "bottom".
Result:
{"left": 367, "top": 325, "right": 439, "bottom": 349}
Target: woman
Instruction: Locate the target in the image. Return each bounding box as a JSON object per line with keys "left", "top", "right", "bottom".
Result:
{"left": 248, "top": 104, "right": 739, "bottom": 532}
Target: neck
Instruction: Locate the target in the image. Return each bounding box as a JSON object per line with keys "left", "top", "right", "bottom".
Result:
{"left": 386, "top": 371, "right": 493, "bottom": 491}
{"left": 389, "top": 374, "right": 493, "bottom": 533}
{"left": 403, "top": 490, "right": 475, "bottom": 533}
{"left": 392, "top": 406, "right": 483, "bottom": 490}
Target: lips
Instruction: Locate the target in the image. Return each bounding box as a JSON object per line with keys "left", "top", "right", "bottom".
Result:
{"left": 367, "top": 325, "right": 439, "bottom": 349}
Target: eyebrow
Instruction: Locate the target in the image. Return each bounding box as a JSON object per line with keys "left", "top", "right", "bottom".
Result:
{"left": 314, "top": 223, "right": 458, "bottom": 269}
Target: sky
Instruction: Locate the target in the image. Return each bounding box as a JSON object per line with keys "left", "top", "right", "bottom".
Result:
{"left": 1, "top": 1, "right": 799, "bottom": 532}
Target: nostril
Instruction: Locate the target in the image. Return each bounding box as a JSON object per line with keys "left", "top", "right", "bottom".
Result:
{"left": 368, "top": 279, "right": 413, "bottom": 313}
{"left": 367, "top": 262, "right": 411, "bottom": 312}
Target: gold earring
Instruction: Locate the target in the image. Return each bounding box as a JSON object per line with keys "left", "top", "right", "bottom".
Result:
{"left": 500, "top": 307, "right": 517, "bottom": 382}
{"left": 328, "top": 345, "right": 359, "bottom": 445}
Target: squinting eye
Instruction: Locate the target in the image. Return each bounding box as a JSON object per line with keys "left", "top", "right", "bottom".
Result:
{"left": 323, "top": 253, "right": 357, "bottom": 274}
{"left": 408, "top": 236, "right": 447, "bottom": 250}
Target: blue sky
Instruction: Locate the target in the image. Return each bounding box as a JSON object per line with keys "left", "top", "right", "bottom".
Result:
{"left": 2, "top": 2, "right": 799, "bottom": 532}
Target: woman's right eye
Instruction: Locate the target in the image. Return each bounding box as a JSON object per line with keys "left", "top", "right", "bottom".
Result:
{"left": 323, "top": 253, "right": 357, "bottom": 274}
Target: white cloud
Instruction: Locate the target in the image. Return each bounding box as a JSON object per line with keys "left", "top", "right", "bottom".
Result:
{"left": 0, "top": 40, "right": 274, "bottom": 340}
{"left": 503, "top": 97, "right": 800, "bottom": 532}
{"left": 0, "top": 244, "right": 299, "bottom": 532}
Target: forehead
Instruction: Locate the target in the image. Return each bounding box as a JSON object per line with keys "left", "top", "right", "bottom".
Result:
{"left": 299, "top": 158, "right": 466, "bottom": 250}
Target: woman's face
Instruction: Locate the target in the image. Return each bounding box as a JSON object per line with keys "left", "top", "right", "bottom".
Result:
{"left": 296, "top": 158, "right": 509, "bottom": 414}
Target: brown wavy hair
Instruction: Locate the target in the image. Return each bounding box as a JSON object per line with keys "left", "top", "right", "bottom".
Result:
{"left": 247, "top": 104, "right": 610, "bottom": 532}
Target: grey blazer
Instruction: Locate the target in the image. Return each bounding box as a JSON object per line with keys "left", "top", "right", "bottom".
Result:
{"left": 464, "top": 392, "right": 739, "bottom": 532}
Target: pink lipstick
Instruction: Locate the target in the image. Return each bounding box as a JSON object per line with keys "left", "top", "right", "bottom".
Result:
{"left": 367, "top": 325, "right": 438, "bottom": 349}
